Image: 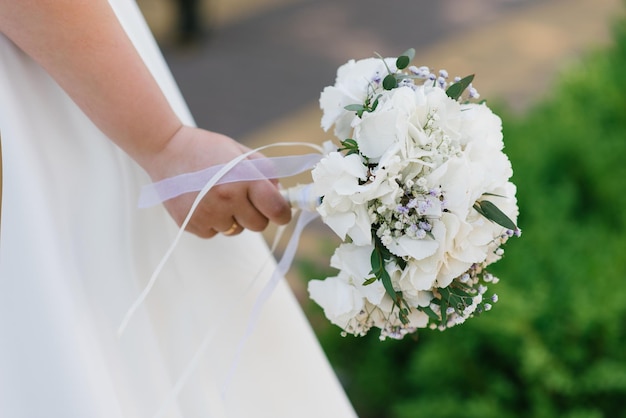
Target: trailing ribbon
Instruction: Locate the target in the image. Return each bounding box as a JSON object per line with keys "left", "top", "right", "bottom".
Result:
{"left": 150, "top": 209, "right": 318, "bottom": 418}
{"left": 220, "top": 209, "right": 319, "bottom": 397}
{"left": 118, "top": 141, "right": 323, "bottom": 337}
{"left": 116, "top": 142, "right": 324, "bottom": 418}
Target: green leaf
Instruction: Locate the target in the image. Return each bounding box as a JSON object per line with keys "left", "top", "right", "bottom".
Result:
{"left": 420, "top": 305, "right": 440, "bottom": 321}
{"left": 396, "top": 56, "right": 410, "bottom": 70}
{"left": 344, "top": 104, "right": 365, "bottom": 112}
{"left": 451, "top": 287, "right": 471, "bottom": 298}
{"left": 440, "top": 299, "right": 448, "bottom": 324}
{"left": 370, "top": 94, "right": 382, "bottom": 112}
{"left": 370, "top": 248, "right": 382, "bottom": 273}
{"left": 401, "top": 48, "right": 415, "bottom": 61}
{"left": 399, "top": 308, "right": 410, "bottom": 325}
{"left": 473, "top": 200, "right": 517, "bottom": 230}
{"left": 445, "top": 74, "right": 475, "bottom": 100}
{"left": 482, "top": 192, "right": 507, "bottom": 198}
{"left": 379, "top": 267, "right": 397, "bottom": 302}
{"left": 363, "top": 276, "right": 377, "bottom": 286}
{"left": 339, "top": 138, "right": 359, "bottom": 156}
{"left": 383, "top": 74, "right": 397, "bottom": 90}
{"left": 345, "top": 104, "right": 366, "bottom": 118}
{"left": 395, "top": 49, "right": 415, "bottom": 71}
{"left": 340, "top": 138, "right": 358, "bottom": 148}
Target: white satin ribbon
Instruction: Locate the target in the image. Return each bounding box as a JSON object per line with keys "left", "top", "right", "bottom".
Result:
{"left": 118, "top": 141, "right": 323, "bottom": 337}
{"left": 138, "top": 153, "right": 323, "bottom": 208}
{"left": 220, "top": 209, "right": 319, "bottom": 396}
{"left": 150, "top": 210, "right": 318, "bottom": 418}
{"left": 117, "top": 142, "right": 325, "bottom": 418}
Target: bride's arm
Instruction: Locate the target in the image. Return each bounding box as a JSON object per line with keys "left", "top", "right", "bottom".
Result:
{"left": 0, "top": 0, "right": 179, "bottom": 163}
{"left": 0, "top": 0, "right": 291, "bottom": 237}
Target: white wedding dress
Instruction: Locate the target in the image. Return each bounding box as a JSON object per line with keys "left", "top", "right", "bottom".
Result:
{"left": 0, "top": 1, "right": 357, "bottom": 417}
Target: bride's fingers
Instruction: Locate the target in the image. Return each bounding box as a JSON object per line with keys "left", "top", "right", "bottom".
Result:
{"left": 233, "top": 202, "right": 269, "bottom": 232}
{"left": 248, "top": 180, "right": 291, "bottom": 226}
{"left": 220, "top": 219, "right": 243, "bottom": 236}
{"left": 238, "top": 145, "right": 281, "bottom": 187}
{"left": 186, "top": 222, "right": 218, "bottom": 239}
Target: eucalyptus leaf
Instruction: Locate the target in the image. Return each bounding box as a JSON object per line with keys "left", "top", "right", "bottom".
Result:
{"left": 473, "top": 202, "right": 488, "bottom": 219}
{"left": 399, "top": 308, "right": 410, "bottom": 325}
{"left": 448, "top": 294, "right": 462, "bottom": 308}
{"left": 340, "top": 139, "right": 358, "bottom": 152}
{"left": 344, "top": 104, "right": 365, "bottom": 117}
{"left": 396, "top": 55, "right": 410, "bottom": 70}
{"left": 440, "top": 300, "right": 448, "bottom": 323}
{"left": 380, "top": 268, "right": 397, "bottom": 302}
{"left": 363, "top": 277, "right": 377, "bottom": 286}
{"left": 451, "top": 288, "right": 471, "bottom": 298}
{"left": 445, "top": 74, "right": 475, "bottom": 100}
{"left": 420, "top": 305, "right": 440, "bottom": 321}
{"left": 383, "top": 74, "right": 397, "bottom": 90}
{"left": 344, "top": 104, "right": 365, "bottom": 112}
{"left": 401, "top": 48, "right": 415, "bottom": 62}
{"left": 375, "top": 235, "right": 393, "bottom": 260}
{"left": 370, "top": 248, "right": 382, "bottom": 272}
{"left": 482, "top": 192, "right": 507, "bottom": 198}
{"left": 474, "top": 200, "right": 517, "bottom": 230}
{"left": 438, "top": 287, "right": 451, "bottom": 300}
{"left": 339, "top": 138, "right": 359, "bottom": 156}
{"left": 371, "top": 95, "right": 381, "bottom": 112}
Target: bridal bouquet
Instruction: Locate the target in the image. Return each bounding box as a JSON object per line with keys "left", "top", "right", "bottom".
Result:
{"left": 307, "top": 49, "right": 521, "bottom": 340}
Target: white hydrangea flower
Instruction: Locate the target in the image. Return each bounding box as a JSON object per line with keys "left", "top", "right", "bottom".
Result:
{"left": 330, "top": 243, "right": 386, "bottom": 305}
{"left": 308, "top": 276, "right": 364, "bottom": 330}
{"left": 312, "top": 152, "right": 372, "bottom": 244}
{"left": 320, "top": 57, "right": 397, "bottom": 140}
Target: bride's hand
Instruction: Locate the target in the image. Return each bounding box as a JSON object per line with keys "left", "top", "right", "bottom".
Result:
{"left": 142, "top": 126, "right": 292, "bottom": 238}
{"left": 0, "top": 2, "right": 291, "bottom": 239}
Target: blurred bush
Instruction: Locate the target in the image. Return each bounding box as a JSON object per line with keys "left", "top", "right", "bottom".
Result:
{"left": 302, "top": 13, "right": 626, "bottom": 418}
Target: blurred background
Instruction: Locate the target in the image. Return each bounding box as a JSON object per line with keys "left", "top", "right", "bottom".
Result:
{"left": 139, "top": 0, "right": 626, "bottom": 417}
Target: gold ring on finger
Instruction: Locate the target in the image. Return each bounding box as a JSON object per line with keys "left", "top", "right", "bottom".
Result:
{"left": 223, "top": 222, "right": 239, "bottom": 236}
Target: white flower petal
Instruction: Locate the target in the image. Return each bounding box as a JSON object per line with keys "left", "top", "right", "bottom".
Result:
{"left": 308, "top": 277, "right": 364, "bottom": 328}
{"left": 385, "top": 236, "right": 439, "bottom": 260}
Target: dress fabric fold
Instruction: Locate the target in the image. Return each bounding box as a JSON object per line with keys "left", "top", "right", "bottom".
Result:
{"left": 0, "top": 1, "right": 357, "bottom": 417}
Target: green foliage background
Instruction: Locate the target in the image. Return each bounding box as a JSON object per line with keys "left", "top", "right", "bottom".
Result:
{"left": 303, "top": 14, "right": 626, "bottom": 418}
